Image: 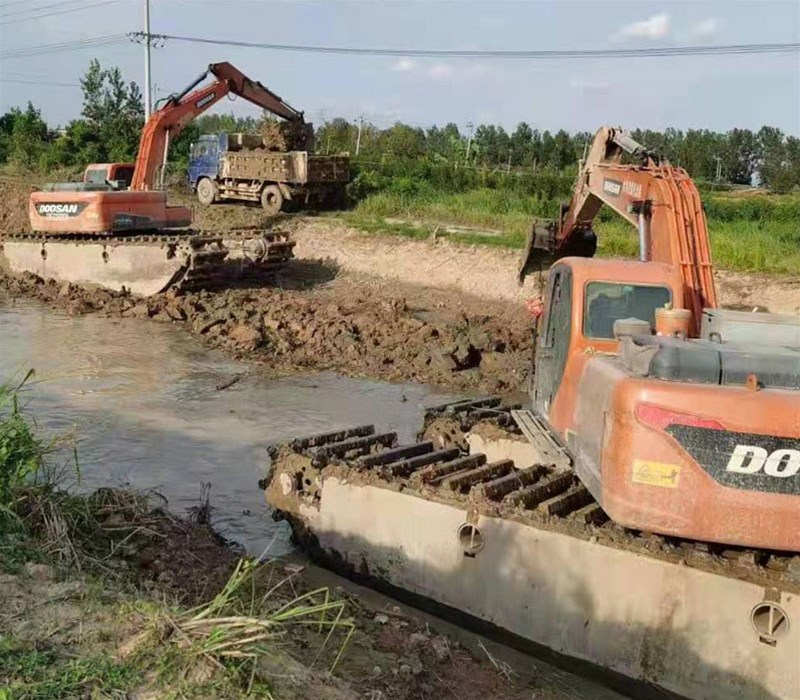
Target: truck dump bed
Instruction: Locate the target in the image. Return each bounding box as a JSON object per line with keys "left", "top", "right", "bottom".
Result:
{"left": 220, "top": 151, "right": 349, "bottom": 185}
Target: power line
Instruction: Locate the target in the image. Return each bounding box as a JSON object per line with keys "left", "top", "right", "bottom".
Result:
{"left": 0, "top": 78, "right": 81, "bottom": 87}
{"left": 0, "top": 0, "right": 88, "bottom": 19}
{"left": 0, "top": 0, "right": 118, "bottom": 25}
{"left": 129, "top": 32, "right": 800, "bottom": 60}
{"left": 0, "top": 34, "right": 128, "bottom": 60}
{"left": 0, "top": 0, "right": 51, "bottom": 8}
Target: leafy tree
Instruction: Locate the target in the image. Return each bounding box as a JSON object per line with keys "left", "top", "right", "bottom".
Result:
{"left": 8, "top": 103, "right": 48, "bottom": 170}
{"left": 77, "top": 59, "right": 144, "bottom": 163}
{"left": 510, "top": 122, "right": 533, "bottom": 166}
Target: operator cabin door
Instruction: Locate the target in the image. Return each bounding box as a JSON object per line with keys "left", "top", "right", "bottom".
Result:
{"left": 532, "top": 265, "right": 572, "bottom": 418}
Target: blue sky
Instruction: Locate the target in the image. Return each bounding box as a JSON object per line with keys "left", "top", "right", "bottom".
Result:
{"left": 1, "top": 0, "right": 798, "bottom": 134}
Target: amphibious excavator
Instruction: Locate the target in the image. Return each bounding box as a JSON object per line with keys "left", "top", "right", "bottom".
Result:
{"left": 1, "top": 62, "right": 303, "bottom": 295}
{"left": 264, "top": 127, "right": 800, "bottom": 699}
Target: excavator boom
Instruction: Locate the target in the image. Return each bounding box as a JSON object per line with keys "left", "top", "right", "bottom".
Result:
{"left": 132, "top": 62, "right": 304, "bottom": 191}
{"left": 8, "top": 62, "right": 300, "bottom": 296}
{"left": 520, "top": 126, "right": 717, "bottom": 333}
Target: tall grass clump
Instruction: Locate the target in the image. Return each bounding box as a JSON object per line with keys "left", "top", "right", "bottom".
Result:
{"left": 0, "top": 371, "right": 46, "bottom": 526}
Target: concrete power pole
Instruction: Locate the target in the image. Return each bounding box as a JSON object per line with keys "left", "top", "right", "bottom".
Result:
{"left": 355, "top": 116, "right": 364, "bottom": 156}
{"left": 465, "top": 121, "right": 474, "bottom": 165}
{"left": 144, "top": 0, "right": 152, "bottom": 117}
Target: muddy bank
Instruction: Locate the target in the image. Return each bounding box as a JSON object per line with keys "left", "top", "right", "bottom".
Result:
{"left": 0, "top": 268, "right": 532, "bottom": 394}
{"left": 1, "top": 484, "right": 581, "bottom": 700}
{"left": 3, "top": 177, "right": 799, "bottom": 314}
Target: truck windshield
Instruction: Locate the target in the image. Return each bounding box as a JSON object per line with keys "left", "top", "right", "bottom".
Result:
{"left": 583, "top": 282, "right": 671, "bottom": 339}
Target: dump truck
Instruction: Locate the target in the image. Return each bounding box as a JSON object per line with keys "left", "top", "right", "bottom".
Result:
{"left": 1, "top": 63, "right": 298, "bottom": 296}
{"left": 188, "top": 131, "right": 350, "bottom": 214}
{"left": 264, "top": 127, "right": 800, "bottom": 700}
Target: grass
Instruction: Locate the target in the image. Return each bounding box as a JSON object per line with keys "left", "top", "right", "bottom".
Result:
{"left": 0, "top": 374, "right": 357, "bottom": 700}
{"left": 340, "top": 187, "right": 800, "bottom": 275}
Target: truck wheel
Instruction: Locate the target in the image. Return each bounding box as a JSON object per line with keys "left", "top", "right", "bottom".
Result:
{"left": 260, "top": 185, "right": 284, "bottom": 215}
{"left": 197, "top": 178, "right": 218, "bottom": 205}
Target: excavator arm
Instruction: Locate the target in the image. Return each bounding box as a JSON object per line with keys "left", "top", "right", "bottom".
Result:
{"left": 519, "top": 126, "right": 717, "bottom": 330}
{"left": 131, "top": 62, "right": 304, "bottom": 191}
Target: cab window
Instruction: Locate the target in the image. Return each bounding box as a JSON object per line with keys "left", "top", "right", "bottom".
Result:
{"left": 583, "top": 282, "right": 671, "bottom": 339}
{"left": 84, "top": 168, "right": 107, "bottom": 184}
{"left": 193, "top": 142, "right": 209, "bottom": 158}
{"left": 114, "top": 166, "right": 134, "bottom": 186}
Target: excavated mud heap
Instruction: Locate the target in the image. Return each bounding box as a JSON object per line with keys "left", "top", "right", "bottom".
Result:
{"left": 0, "top": 179, "right": 33, "bottom": 234}
{"left": 261, "top": 121, "right": 315, "bottom": 152}
{"left": 0, "top": 268, "right": 532, "bottom": 393}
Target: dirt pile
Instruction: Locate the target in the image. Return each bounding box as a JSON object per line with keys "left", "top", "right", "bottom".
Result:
{"left": 261, "top": 120, "right": 315, "bottom": 151}
{"left": 0, "top": 178, "right": 34, "bottom": 234}
{"left": 0, "top": 267, "right": 532, "bottom": 393}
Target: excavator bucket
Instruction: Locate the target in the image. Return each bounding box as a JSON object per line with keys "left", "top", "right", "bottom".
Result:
{"left": 517, "top": 221, "right": 556, "bottom": 285}
{"left": 517, "top": 220, "right": 598, "bottom": 285}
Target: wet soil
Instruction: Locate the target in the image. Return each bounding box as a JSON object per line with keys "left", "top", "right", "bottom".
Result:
{"left": 0, "top": 267, "right": 533, "bottom": 394}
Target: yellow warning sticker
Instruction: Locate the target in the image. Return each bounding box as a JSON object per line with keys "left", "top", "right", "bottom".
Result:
{"left": 632, "top": 460, "right": 681, "bottom": 489}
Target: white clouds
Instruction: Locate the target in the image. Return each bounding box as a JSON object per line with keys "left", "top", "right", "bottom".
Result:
{"left": 684, "top": 17, "right": 719, "bottom": 40}
{"left": 388, "top": 60, "right": 489, "bottom": 83}
{"left": 612, "top": 13, "right": 671, "bottom": 41}
{"left": 611, "top": 13, "right": 720, "bottom": 42}
{"left": 391, "top": 58, "right": 417, "bottom": 72}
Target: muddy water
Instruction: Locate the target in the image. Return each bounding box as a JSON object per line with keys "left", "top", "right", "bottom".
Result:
{"left": 0, "top": 295, "right": 458, "bottom": 555}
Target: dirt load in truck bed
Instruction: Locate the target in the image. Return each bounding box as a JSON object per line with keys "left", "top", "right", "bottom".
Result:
{"left": 261, "top": 120, "right": 315, "bottom": 151}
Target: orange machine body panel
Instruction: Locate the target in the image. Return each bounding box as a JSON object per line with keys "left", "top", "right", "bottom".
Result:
{"left": 539, "top": 257, "right": 800, "bottom": 551}
{"left": 29, "top": 189, "right": 191, "bottom": 235}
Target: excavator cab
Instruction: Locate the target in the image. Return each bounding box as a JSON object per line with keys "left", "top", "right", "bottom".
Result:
{"left": 532, "top": 257, "right": 682, "bottom": 420}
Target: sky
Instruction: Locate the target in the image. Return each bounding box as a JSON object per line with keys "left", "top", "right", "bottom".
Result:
{"left": 0, "top": 0, "right": 799, "bottom": 135}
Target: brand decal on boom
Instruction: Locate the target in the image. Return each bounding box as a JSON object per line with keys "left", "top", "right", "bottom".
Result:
{"left": 195, "top": 93, "right": 216, "bottom": 109}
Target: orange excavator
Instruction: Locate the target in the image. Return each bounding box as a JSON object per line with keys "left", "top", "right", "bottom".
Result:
{"left": 263, "top": 127, "right": 800, "bottom": 698}
{"left": 513, "top": 126, "right": 799, "bottom": 549}
{"left": 2, "top": 62, "right": 302, "bottom": 295}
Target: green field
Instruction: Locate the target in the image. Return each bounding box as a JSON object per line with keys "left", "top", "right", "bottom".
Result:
{"left": 342, "top": 187, "right": 800, "bottom": 274}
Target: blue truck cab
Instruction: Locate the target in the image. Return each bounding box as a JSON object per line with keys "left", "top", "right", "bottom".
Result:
{"left": 188, "top": 133, "right": 227, "bottom": 190}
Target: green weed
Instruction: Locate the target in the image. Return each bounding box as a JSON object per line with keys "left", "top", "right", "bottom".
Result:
{"left": 343, "top": 188, "right": 800, "bottom": 274}
{"left": 0, "top": 646, "right": 137, "bottom": 700}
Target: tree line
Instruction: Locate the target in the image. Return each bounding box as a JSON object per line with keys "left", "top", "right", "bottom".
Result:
{"left": 1, "top": 60, "right": 799, "bottom": 192}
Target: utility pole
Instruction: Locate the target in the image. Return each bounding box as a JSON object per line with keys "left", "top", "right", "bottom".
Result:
{"left": 507, "top": 151, "right": 512, "bottom": 174}
{"left": 355, "top": 115, "right": 364, "bottom": 156}
{"left": 465, "top": 121, "right": 474, "bottom": 166}
{"left": 144, "top": 0, "right": 152, "bottom": 117}
{"left": 714, "top": 155, "right": 722, "bottom": 182}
